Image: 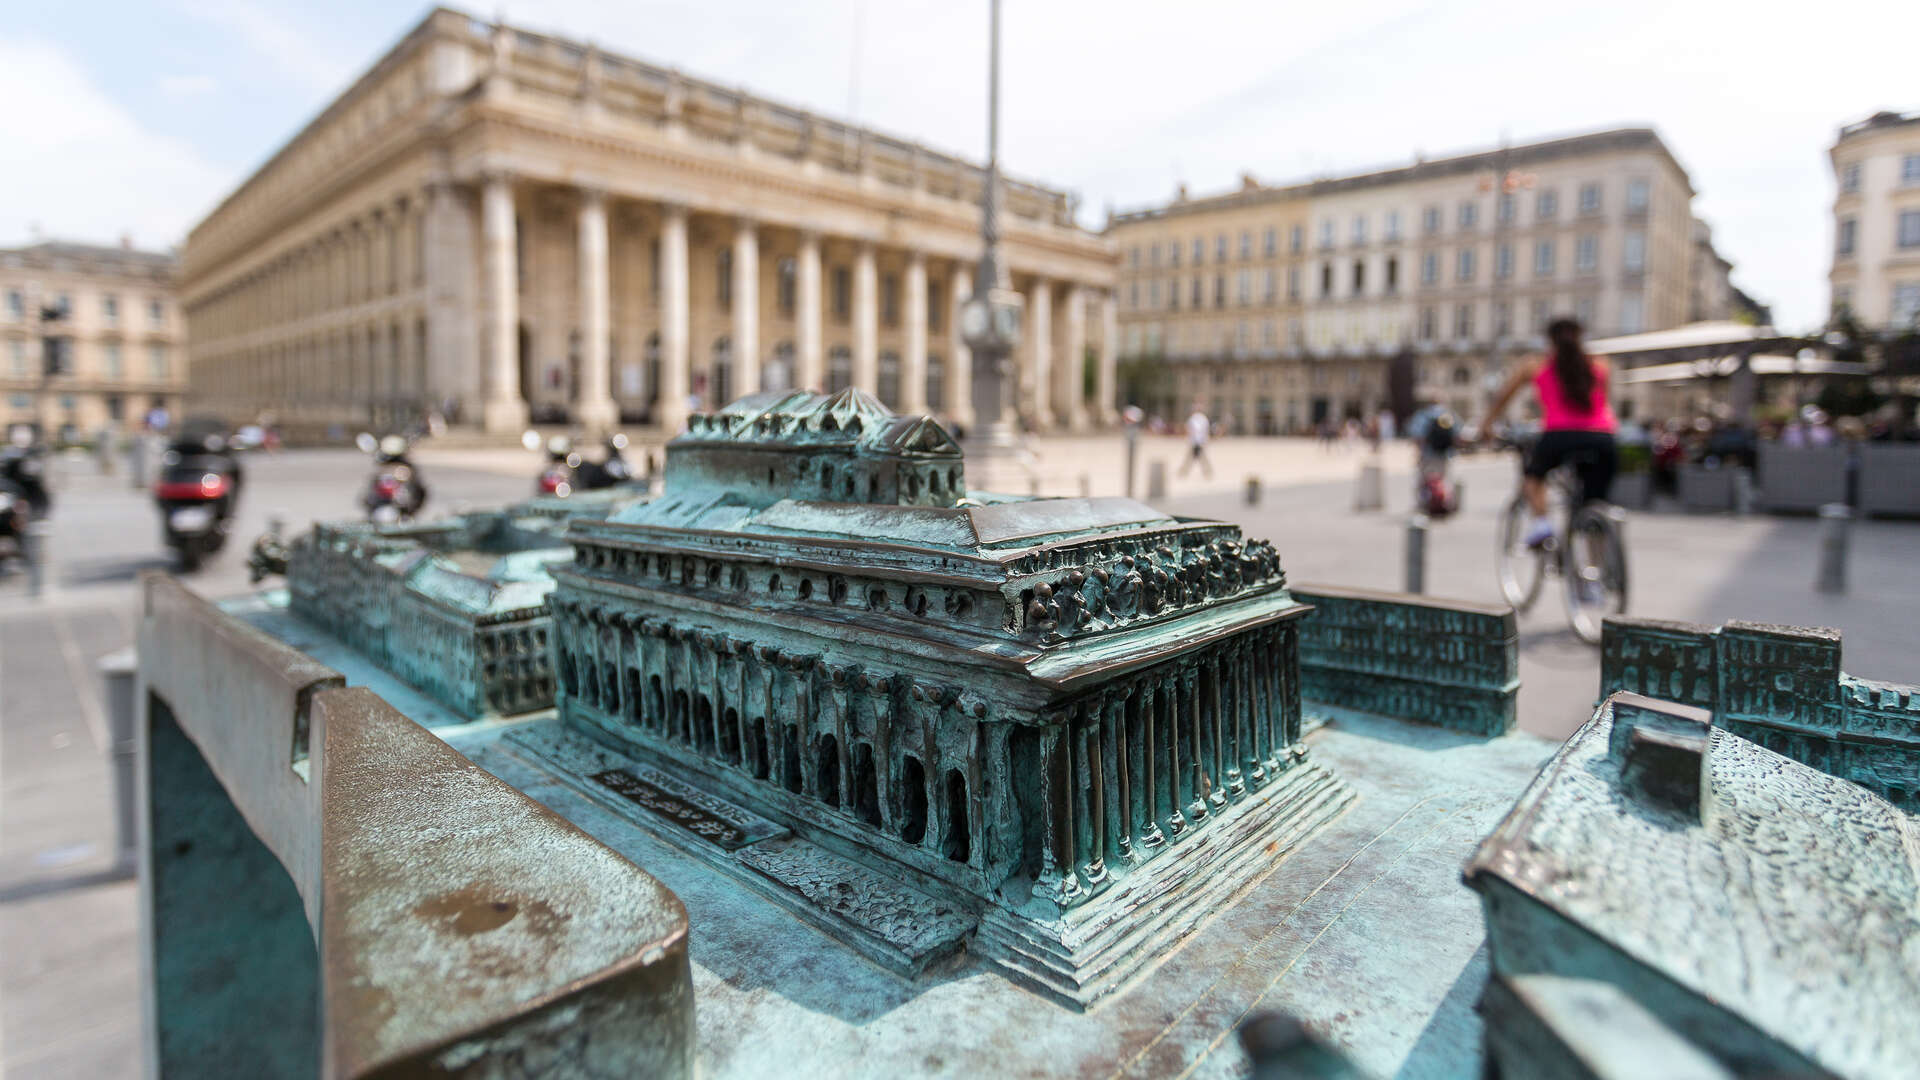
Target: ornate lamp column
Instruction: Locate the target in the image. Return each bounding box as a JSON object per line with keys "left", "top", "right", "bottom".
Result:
{"left": 959, "top": 0, "right": 1025, "bottom": 489}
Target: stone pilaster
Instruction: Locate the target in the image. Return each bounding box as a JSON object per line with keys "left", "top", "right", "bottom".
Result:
{"left": 480, "top": 174, "right": 528, "bottom": 433}
{"left": 853, "top": 242, "right": 878, "bottom": 395}
{"left": 1098, "top": 290, "right": 1118, "bottom": 425}
{"left": 901, "top": 250, "right": 928, "bottom": 415}
{"left": 947, "top": 267, "right": 973, "bottom": 429}
{"left": 574, "top": 188, "right": 618, "bottom": 432}
{"left": 732, "top": 218, "right": 760, "bottom": 400}
{"left": 1061, "top": 283, "right": 1087, "bottom": 432}
{"left": 796, "top": 231, "right": 823, "bottom": 392}
{"left": 657, "top": 203, "right": 691, "bottom": 433}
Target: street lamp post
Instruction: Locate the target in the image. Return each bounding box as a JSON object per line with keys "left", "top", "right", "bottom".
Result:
{"left": 958, "top": 0, "right": 1025, "bottom": 487}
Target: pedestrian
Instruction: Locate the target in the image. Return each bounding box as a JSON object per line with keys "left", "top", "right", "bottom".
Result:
{"left": 1178, "top": 401, "right": 1214, "bottom": 479}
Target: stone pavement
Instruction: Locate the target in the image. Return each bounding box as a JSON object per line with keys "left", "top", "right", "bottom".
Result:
{"left": 1, "top": 439, "right": 1915, "bottom": 1076}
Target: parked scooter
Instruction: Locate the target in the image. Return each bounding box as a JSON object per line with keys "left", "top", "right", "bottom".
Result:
{"left": 0, "top": 425, "right": 51, "bottom": 568}
{"left": 153, "top": 426, "right": 244, "bottom": 571}
{"left": 522, "top": 430, "right": 643, "bottom": 497}
{"left": 355, "top": 432, "right": 428, "bottom": 524}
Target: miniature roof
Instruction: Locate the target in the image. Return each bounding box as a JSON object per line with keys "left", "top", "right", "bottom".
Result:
{"left": 1468, "top": 703, "right": 1920, "bottom": 1077}
{"left": 679, "top": 388, "right": 962, "bottom": 456}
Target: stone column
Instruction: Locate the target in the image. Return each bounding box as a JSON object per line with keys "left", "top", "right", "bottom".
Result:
{"left": 901, "top": 251, "right": 928, "bottom": 415}
{"left": 574, "top": 188, "right": 618, "bottom": 432}
{"left": 480, "top": 174, "right": 528, "bottom": 433}
{"left": 1027, "top": 277, "right": 1053, "bottom": 431}
{"left": 853, "top": 242, "right": 878, "bottom": 395}
{"left": 732, "top": 218, "right": 760, "bottom": 398}
{"left": 796, "top": 231, "right": 823, "bottom": 392}
{"left": 657, "top": 203, "right": 691, "bottom": 433}
{"left": 1098, "top": 290, "right": 1118, "bottom": 425}
{"left": 1060, "top": 283, "right": 1087, "bottom": 431}
{"left": 947, "top": 268, "right": 973, "bottom": 429}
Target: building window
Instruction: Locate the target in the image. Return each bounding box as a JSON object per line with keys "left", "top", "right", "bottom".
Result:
{"left": 1148, "top": 243, "right": 1160, "bottom": 268}
{"left": 1418, "top": 306, "right": 1437, "bottom": 341}
{"left": 1623, "top": 231, "right": 1647, "bottom": 272}
{"left": 1384, "top": 211, "right": 1401, "bottom": 242}
{"left": 1422, "top": 206, "right": 1441, "bottom": 234}
{"left": 1192, "top": 277, "right": 1203, "bottom": 307}
{"left": 1536, "top": 189, "right": 1559, "bottom": 219}
{"left": 882, "top": 273, "right": 899, "bottom": 327}
{"left": 1262, "top": 319, "right": 1278, "bottom": 346}
{"left": 1837, "top": 217, "right": 1858, "bottom": 256}
{"left": 1351, "top": 259, "right": 1366, "bottom": 295}
{"left": 1192, "top": 236, "right": 1205, "bottom": 264}
{"left": 1263, "top": 227, "right": 1277, "bottom": 257}
{"left": 1129, "top": 282, "right": 1140, "bottom": 310}
{"left": 1318, "top": 220, "right": 1335, "bottom": 250}
{"left": 1456, "top": 248, "right": 1476, "bottom": 282}
{"left": 832, "top": 267, "right": 851, "bottom": 321}
{"left": 1215, "top": 274, "right": 1227, "bottom": 308}
{"left": 1288, "top": 317, "right": 1304, "bottom": 346}
{"left": 1454, "top": 303, "right": 1474, "bottom": 340}
{"left": 1239, "top": 231, "right": 1252, "bottom": 260}
{"left": 1495, "top": 243, "right": 1514, "bottom": 280}
{"left": 1840, "top": 162, "right": 1862, "bottom": 194}
{"left": 1458, "top": 201, "right": 1479, "bottom": 230}
{"left": 1576, "top": 234, "right": 1599, "bottom": 272}
{"left": 102, "top": 295, "right": 119, "bottom": 325}
{"left": 8, "top": 340, "right": 24, "bottom": 377}
{"left": 1893, "top": 282, "right": 1920, "bottom": 326}
{"left": 1530, "top": 298, "right": 1551, "bottom": 333}
{"left": 105, "top": 343, "right": 123, "bottom": 378}
{"left": 1129, "top": 246, "right": 1141, "bottom": 269}
{"left": 150, "top": 298, "right": 165, "bottom": 326}
{"left": 1534, "top": 240, "right": 1556, "bottom": 277}
{"left": 149, "top": 344, "right": 167, "bottom": 378}
{"left": 777, "top": 257, "right": 797, "bottom": 316}
{"left": 1904, "top": 154, "right": 1920, "bottom": 186}
{"left": 1578, "top": 182, "right": 1602, "bottom": 215}
{"left": 716, "top": 249, "right": 733, "bottom": 309}
{"left": 1626, "top": 179, "right": 1650, "bottom": 213}
{"left": 5, "top": 290, "right": 22, "bottom": 321}
{"left": 8, "top": 393, "right": 27, "bottom": 410}
{"left": 1289, "top": 225, "right": 1303, "bottom": 254}
{"left": 1351, "top": 216, "right": 1368, "bottom": 245}
{"left": 1168, "top": 278, "right": 1180, "bottom": 311}
{"left": 1493, "top": 300, "right": 1512, "bottom": 336}
{"left": 1620, "top": 294, "right": 1645, "bottom": 334}
{"left": 1263, "top": 268, "right": 1277, "bottom": 304}
{"left": 1216, "top": 234, "right": 1229, "bottom": 261}
{"left": 1148, "top": 279, "right": 1161, "bottom": 309}
{"left": 1899, "top": 210, "right": 1920, "bottom": 249}
{"left": 1420, "top": 252, "right": 1439, "bottom": 285}
{"left": 1497, "top": 193, "right": 1515, "bottom": 224}
{"left": 1575, "top": 295, "right": 1597, "bottom": 327}
{"left": 1319, "top": 263, "right": 1334, "bottom": 299}
{"left": 1169, "top": 242, "right": 1181, "bottom": 268}
{"left": 1287, "top": 266, "right": 1301, "bottom": 301}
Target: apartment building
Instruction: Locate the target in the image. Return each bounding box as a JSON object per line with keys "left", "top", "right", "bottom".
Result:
{"left": 1829, "top": 110, "right": 1920, "bottom": 330}
{"left": 1112, "top": 128, "right": 1714, "bottom": 429}
{"left": 1, "top": 239, "right": 183, "bottom": 440}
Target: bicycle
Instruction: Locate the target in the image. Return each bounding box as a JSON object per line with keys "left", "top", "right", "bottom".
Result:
{"left": 1494, "top": 440, "right": 1629, "bottom": 644}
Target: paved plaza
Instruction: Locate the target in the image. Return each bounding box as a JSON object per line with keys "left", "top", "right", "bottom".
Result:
{"left": 1, "top": 436, "right": 1916, "bottom": 1077}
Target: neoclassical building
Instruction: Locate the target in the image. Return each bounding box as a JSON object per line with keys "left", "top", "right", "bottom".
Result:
{"left": 181, "top": 9, "right": 1118, "bottom": 437}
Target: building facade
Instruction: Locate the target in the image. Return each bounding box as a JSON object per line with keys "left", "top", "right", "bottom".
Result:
{"left": 1829, "top": 110, "right": 1920, "bottom": 331}
{"left": 181, "top": 8, "right": 1118, "bottom": 438}
{"left": 1112, "top": 129, "right": 1712, "bottom": 428}
{"left": 1, "top": 240, "right": 184, "bottom": 440}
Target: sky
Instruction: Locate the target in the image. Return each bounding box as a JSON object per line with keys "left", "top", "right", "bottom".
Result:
{"left": 2, "top": 0, "right": 1915, "bottom": 332}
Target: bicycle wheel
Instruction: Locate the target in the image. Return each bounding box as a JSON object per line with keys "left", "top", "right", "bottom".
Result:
{"left": 1495, "top": 496, "right": 1547, "bottom": 612}
{"left": 1562, "top": 504, "right": 1629, "bottom": 645}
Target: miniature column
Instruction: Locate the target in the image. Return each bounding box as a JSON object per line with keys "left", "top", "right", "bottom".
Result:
{"left": 575, "top": 187, "right": 618, "bottom": 432}
{"left": 947, "top": 267, "right": 973, "bottom": 429}
{"left": 797, "top": 231, "right": 824, "bottom": 391}
{"left": 853, "top": 242, "right": 878, "bottom": 395}
{"left": 658, "top": 203, "right": 691, "bottom": 433}
{"left": 1027, "top": 277, "right": 1052, "bottom": 430}
{"left": 732, "top": 217, "right": 760, "bottom": 399}
{"left": 902, "top": 250, "right": 929, "bottom": 415}
{"left": 480, "top": 174, "right": 528, "bottom": 433}
{"left": 1098, "top": 290, "right": 1119, "bottom": 425}
{"left": 1060, "top": 283, "right": 1087, "bottom": 431}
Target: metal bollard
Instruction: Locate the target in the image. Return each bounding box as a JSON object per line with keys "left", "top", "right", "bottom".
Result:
{"left": 1405, "top": 514, "right": 1429, "bottom": 594}
{"left": 1078, "top": 472, "right": 1092, "bottom": 498}
{"left": 1245, "top": 475, "right": 1262, "bottom": 506}
{"left": 1816, "top": 503, "right": 1850, "bottom": 594}
{"left": 99, "top": 647, "right": 140, "bottom": 873}
{"left": 1147, "top": 461, "right": 1167, "bottom": 500}
{"left": 24, "top": 519, "right": 48, "bottom": 598}
{"left": 1124, "top": 428, "right": 1139, "bottom": 499}
{"left": 1354, "top": 460, "right": 1384, "bottom": 512}
{"left": 1733, "top": 467, "right": 1756, "bottom": 516}
{"left": 129, "top": 433, "right": 148, "bottom": 489}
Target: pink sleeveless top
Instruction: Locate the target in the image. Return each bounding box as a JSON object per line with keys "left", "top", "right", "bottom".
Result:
{"left": 1534, "top": 354, "right": 1617, "bottom": 433}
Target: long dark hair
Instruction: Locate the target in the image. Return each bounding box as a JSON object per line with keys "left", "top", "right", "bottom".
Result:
{"left": 1546, "top": 318, "right": 1595, "bottom": 407}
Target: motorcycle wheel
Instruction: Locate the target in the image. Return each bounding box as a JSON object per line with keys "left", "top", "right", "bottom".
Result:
{"left": 176, "top": 540, "right": 203, "bottom": 573}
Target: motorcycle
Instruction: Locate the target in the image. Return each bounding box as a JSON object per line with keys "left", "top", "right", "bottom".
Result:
{"left": 0, "top": 425, "right": 51, "bottom": 568}
{"left": 154, "top": 428, "right": 244, "bottom": 571}
{"left": 354, "top": 432, "right": 428, "bottom": 524}
{"left": 522, "top": 430, "right": 643, "bottom": 497}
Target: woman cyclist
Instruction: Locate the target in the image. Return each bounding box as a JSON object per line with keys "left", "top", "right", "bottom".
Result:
{"left": 1481, "top": 318, "right": 1617, "bottom": 547}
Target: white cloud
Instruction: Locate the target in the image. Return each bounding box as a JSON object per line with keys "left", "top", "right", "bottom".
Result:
{"left": 0, "top": 40, "right": 228, "bottom": 251}
{"left": 175, "top": 0, "right": 356, "bottom": 98}
{"left": 158, "top": 73, "right": 217, "bottom": 99}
